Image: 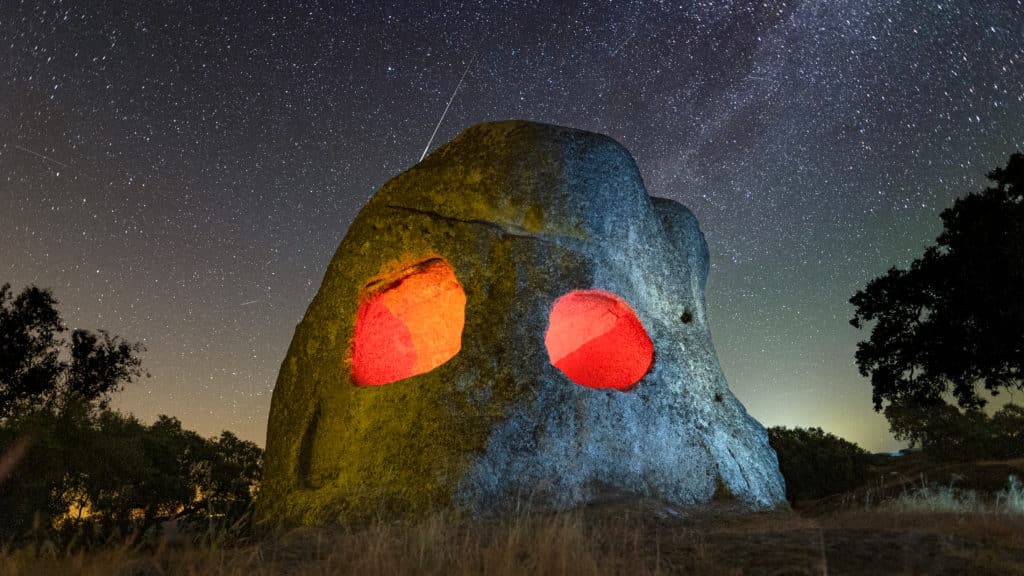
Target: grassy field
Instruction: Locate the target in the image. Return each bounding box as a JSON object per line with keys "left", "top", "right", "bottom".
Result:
{"left": 3, "top": 458, "right": 1023, "bottom": 575}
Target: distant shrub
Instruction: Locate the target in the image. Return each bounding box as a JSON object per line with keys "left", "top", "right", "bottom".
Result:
{"left": 990, "top": 406, "right": 1024, "bottom": 460}
{"left": 997, "top": 476, "right": 1024, "bottom": 514}
{"left": 768, "top": 426, "right": 873, "bottom": 502}
{"left": 888, "top": 475, "right": 1024, "bottom": 515}
{"left": 885, "top": 402, "right": 1024, "bottom": 461}
{"left": 889, "top": 483, "right": 985, "bottom": 514}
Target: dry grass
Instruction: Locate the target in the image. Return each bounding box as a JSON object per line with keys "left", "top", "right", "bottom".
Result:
{"left": 3, "top": 500, "right": 1024, "bottom": 576}
{"left": 866, "top": 473, "right": 1024, "bottom": 515}
{"left": 0, "top": 505, "right": 730, "bottom": 576}
{"left": 3, "top": 474, "right": 1024, "bottom": 575}
{"left": 999, "top": 476, "right": 1024, "bottom": 513}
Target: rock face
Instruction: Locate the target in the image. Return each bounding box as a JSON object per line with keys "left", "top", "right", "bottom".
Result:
{"left": 259, "top": 121, "right": 786, "bottom": 526}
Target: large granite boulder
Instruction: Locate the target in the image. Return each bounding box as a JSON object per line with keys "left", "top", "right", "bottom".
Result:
{"left": 259, "top": 120, "right": 786, "bottom": 526}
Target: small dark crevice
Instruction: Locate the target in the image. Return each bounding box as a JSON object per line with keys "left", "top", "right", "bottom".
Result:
{"left": 387, "top": 204, "right": 533, "bottom": 237}
{"left": 714, "top": 392, "right": 723, "bottom": 403}
{"left": 724, "top": 446, "right": 754, "bottom": 494}
{"left": 713, "top": 477, "right": 735, "bottom": 501}
{"left": 297, "top": 403, "right": 322, "bottom": 488}
{"left": 385, "top": 204, "right": 579, "bottom": 241}
{"left": 680, "top": 308, "right": 694, "bottom": 324}
{"left": 362, "top": 257, "right": 446, "bottom": 293}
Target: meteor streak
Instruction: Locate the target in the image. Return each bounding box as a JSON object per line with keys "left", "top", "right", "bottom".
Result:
{"left": 419, "top": 54, "right": 478, "bottom": 162}
{"left": 11, "top": 143, "right": 71, "bottom": 169}
{"left": 610, "top": 33, "right": 635, "bottom": 56}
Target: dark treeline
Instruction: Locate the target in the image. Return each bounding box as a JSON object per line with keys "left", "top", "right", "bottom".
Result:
{"left": 850, "top": 152, "right": 1024, "bottom": 459}
{"left": 767, "top": 426, "right": 875, "bottom": 502}
{"left": 0, "top": 283, "right": 262, "bottom": 548}
{"left": 771, "top": 152, "right": 1024, "bottom": 503}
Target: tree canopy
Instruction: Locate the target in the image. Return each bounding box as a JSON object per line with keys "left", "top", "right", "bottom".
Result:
{"left": 0, "top": 283, "right": 262, "bottom": 546}
{"left": 850, "top": 152, "right": 1024, "bottom": 412}
{"left": 0, "top": 283, "right": 146, "bottom": 420}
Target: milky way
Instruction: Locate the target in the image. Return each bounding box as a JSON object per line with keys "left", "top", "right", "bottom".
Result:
{"left": 2, "top": 1, "right": 1022, "bottom": 451}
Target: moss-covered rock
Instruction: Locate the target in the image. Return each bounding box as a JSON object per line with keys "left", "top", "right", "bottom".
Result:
{"left": 258, "top": 121, "right": 786, "bottom": 527}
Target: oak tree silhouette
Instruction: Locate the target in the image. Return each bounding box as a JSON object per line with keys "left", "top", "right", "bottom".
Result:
{"left": 850, "top": 152, "right": 1023, "bottom": 423}
{"left": 0, "top": 283, "right": 146, "bottom": 421}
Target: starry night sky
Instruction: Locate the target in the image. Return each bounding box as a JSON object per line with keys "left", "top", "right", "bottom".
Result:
{"left": 2, "top": 1, "right": 1022, "bottom": 452}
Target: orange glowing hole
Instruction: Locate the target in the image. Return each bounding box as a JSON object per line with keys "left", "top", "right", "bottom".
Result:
{"left": 544, "top": 290, "right": 653, "bottom": 391}
{"left": 351, "top": 259, "right": 466, "bottom": 386}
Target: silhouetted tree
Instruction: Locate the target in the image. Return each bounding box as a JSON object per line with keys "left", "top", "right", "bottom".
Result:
{"left": 883, "top": 400, "right": 1024, "bottom": 461}
{"left": 0, "top": 283, "right": 262, "bottom": 546}
{"left": 850, "top": 152, "right": 1024, "bottom": 414}
{"left": 47, "top": 412, "right": 263, "bottom": 542}
{"left": 883, "top": 400, "right": 993, "bottom": 461}
{"left": 0, "top": 284, "right": 147, "bottom": 540}
{"left": 990, "top": 403, "right": 1024, "bottom": 458}
{"left": 0, "top": 405, "right": 84, "bottom": 539}
{"left": 0, "top": 285, "right": 64, "bottom": 419}
{"left": 0, "top": 283, "right": 146, "bottom": 420}
{"left": 198, "top": 430, "right": 263, "bottom": 517}
{"left": 80, "top": 413, "right": 202, "bottom": 534}
{"left": 768, "top": 426, "right": 873, "bottom": 501}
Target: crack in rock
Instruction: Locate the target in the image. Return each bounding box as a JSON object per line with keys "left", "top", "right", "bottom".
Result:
{"left": 386, "top": 204, "right": 581, "bottom": 241}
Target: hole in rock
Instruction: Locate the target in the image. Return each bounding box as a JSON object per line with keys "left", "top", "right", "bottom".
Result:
{"left": 351, "top": 259, "right": 466, "bottom": 386}
{"left": 544, "top": 289, "right": 654, "bottom": 391}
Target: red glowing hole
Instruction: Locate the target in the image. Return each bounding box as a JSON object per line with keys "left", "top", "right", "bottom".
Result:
{"left": 544, "top": 290, "right": 654, "bottom": 391}
{"left": 351, "top": 259, "right": 466, "bottom": 386}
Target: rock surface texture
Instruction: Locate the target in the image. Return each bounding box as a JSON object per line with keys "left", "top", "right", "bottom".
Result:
{"left": 259, "top": 121, "right": 786, "bottom": 526}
